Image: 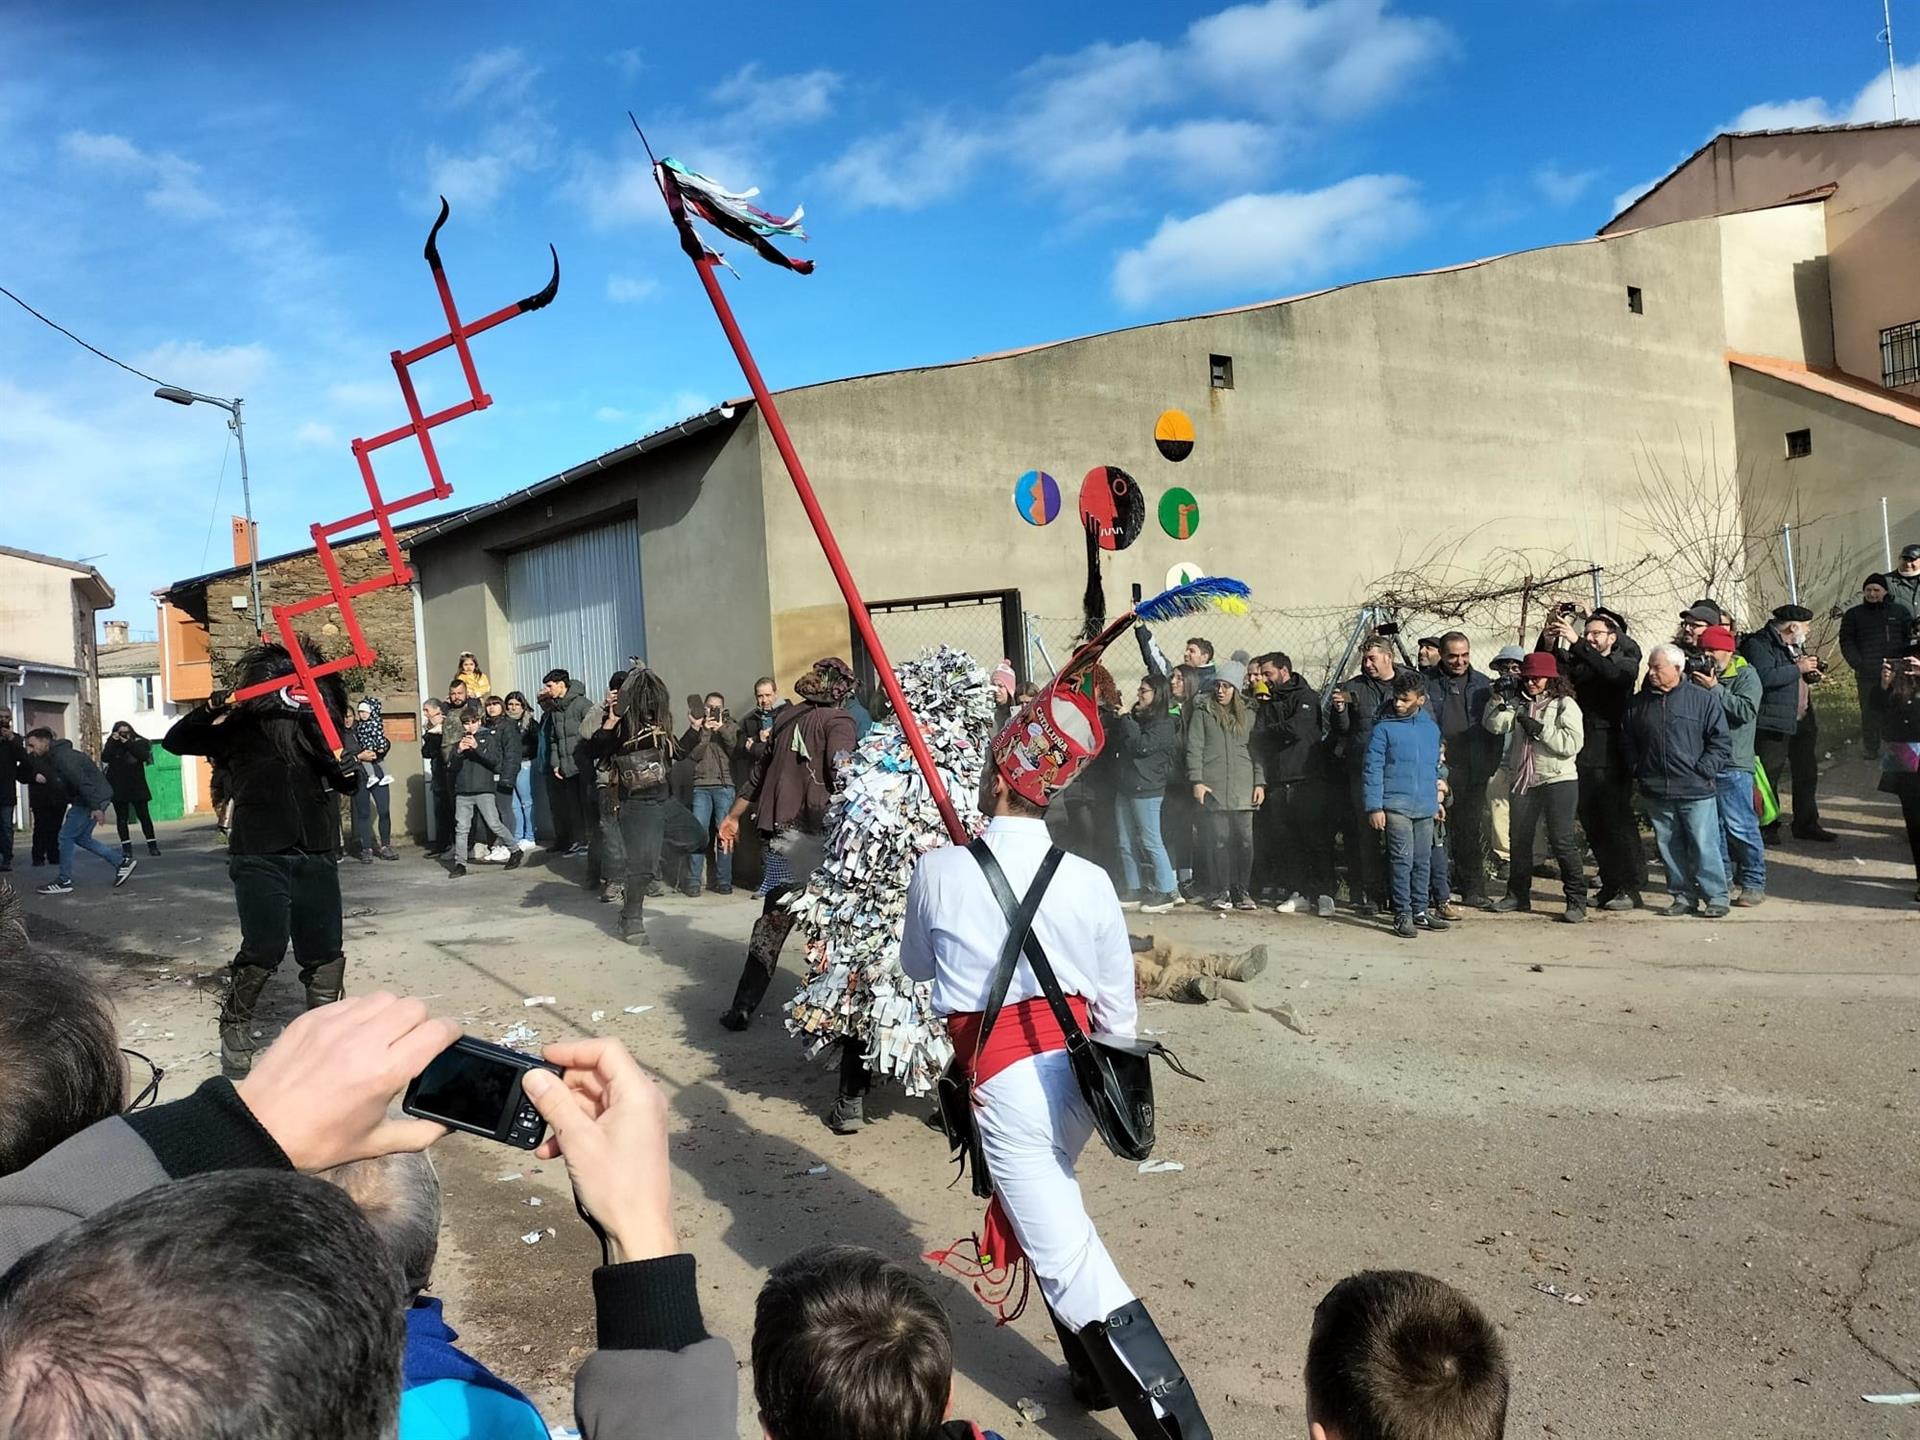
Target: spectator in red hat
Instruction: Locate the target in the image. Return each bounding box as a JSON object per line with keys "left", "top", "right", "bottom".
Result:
{"left": 1484, "top": 652, "right": 1587, "bottom": 922}
{"left": 1695, "top": 625, "right": 1767, "bottom": 905}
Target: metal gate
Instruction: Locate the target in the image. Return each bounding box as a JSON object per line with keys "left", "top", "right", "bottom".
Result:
{"left": 507, "top": 518, "right": 646, "bottom": 700}
{"left": 849, "top": 589, "right": 1025, "bottom": 700}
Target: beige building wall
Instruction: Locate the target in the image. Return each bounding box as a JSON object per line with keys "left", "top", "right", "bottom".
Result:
{"left": 0, "top": 551, "right": 86, "bottom": 667}
{"left": 753, "top": 211, "right": 1803, "bottom": 683}
{"left": 1604, "top": 126, "right": 1920, "bottom": 390}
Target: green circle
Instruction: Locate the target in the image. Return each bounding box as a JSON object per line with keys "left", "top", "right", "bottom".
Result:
{"left": 1158, "top": 487, "right": 1200, "bottom": 540}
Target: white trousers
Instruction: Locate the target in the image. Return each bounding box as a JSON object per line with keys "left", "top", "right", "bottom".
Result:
{"left": 975, "top": 1050, "right": 1136, "bottom": 1331}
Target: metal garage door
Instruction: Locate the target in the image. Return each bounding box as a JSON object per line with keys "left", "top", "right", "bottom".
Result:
{"left": 507, "top": 519, "right": 645, "bottom": 700}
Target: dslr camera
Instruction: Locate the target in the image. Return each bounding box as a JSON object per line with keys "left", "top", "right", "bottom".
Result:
{"left": 1684, "top": 652, "right": 1716, "bottom": 677}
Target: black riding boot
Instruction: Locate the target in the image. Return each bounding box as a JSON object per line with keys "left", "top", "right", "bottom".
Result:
{"left": 301, "top": 957, "right": 346, "bottom": 1009}
{"left": 219, "top": 963, "right": 276, "bottom": 1076}
{"left": 1079, "top": 1299, "right": 1212, "bottom": 1440}
{"left": 1051, "top": 1306, "right": 1114, "bottom": 1410}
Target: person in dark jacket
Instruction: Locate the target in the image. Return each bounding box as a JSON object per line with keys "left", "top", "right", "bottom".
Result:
{"left": 1160, "top": 665, "right": 1208, "bottom": 898}
{"left": 538, "top": 669, "right": 593, "bottom": 855}
{"left": 446, "top": 704, "right": 522, "bottom": 878}
{"left": 499, "top": 691, "right": 540, "bottom": 849}
{"left": 163, "top": 640, "right": 360, "bottom": 1072}
{"left": 419, "top": 698, "right": 455, "bottom": 857}
{"left": 1425, "top": 632, "right": 1498, "bottom": 907}
{"left": 1327, "top": 638, "right": 1401, "bottom": 914}
{"left": 716, "top": 657, "right": 858, "bottom": 1033}
{"left": 1113, "top": 674, "right": 1182, "bottom": 911}
{"left": 736, "top": 677, "right": 788, "bottom": 789}
{"left": 1870, "top": 648, "right": 1920, "bottom": 900}
{"left": 25, "top": 730, "right": 128, "bottom": 895}
{"left": 1055, "top": 666, "right": 1122, "bottom": 878}
{"left": 1623, "top": 644, "right": 1732, "bottom": 917}
{"left": 0, "top": 713, "right": 22, "bottom": 872}
{"left": 678, "top": 690, "right": 739, "bottom": 895}
{"left": 348, "top": 699, "right": 397, "bottom": 863}
{"left": 19, "top": 737, "right": 68, "bottom": 869}
{"left": 1251, "top": 652, "right": 1335, "bottom": 917}
{"left": 1540, "top": 605, "right": 1644, "bottom": 908}
{"left": 1886, "top": 544, "right": 1920, "bottom": 615}
{"left": 1840, "top": 575, "right": 1914, "bottom": 755}
{"left": 1740, "top": 604, "right": 1834, "bottom": 842}
{"left": 100, "top": 722, "right": 159, "bottom": 860}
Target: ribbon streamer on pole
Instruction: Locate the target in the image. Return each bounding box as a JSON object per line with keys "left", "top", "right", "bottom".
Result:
{"left": 225, "top": 200, "right": 559, "bottom": 753}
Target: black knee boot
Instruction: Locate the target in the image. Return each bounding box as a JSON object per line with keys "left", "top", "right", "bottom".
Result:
{"left": 1051, "top": 1306, "right": 1114, "bottom": 1410}
{"left": 219, "top": 963, "right": 276, "bottom": 1075}
{"left": 300, "top": 957, "right": 346, "bottom": 1009}
{"left": 1079, "top": 1300, "right": 1212, "bottom": 1440}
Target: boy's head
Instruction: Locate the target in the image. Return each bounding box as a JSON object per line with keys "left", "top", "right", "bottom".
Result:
{"left": 1389, "top": 673, "right": 1426, "bottom": 715}
{"left": 1305, "top": 1270, "right": 1508, "bottom": 1440}
{"left": 753, "top": 1244, "right": 951, "bottom": 1440}
{"left": 459, "top": 704, "right": 483, "bottom": 729}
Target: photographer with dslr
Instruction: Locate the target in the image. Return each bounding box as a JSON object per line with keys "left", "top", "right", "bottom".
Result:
{"left": 1541, "top": 604, "right": 1643, "bottom": 909}
{"left": 1871, "top": 648, "right": 1920, "bottom": 900}
{"left": 1740, "top": 604, "right": 1835, "bottom": 843}
{"left": 1484, "top": 653, "right": 1587, "bottom": 922}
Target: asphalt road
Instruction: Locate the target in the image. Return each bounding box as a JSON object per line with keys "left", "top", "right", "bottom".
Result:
{"left": 12, "top": 766, "right": 1918, "bottom": 1439}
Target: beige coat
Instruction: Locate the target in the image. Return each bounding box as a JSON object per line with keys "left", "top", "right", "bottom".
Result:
{"left": 1484, "top": 691, "right": 1584, "bottom": 788}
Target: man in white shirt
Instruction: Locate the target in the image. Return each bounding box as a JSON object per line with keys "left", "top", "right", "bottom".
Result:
{"left": 902, "top": 677, "right": 1211, "bottom": 1440}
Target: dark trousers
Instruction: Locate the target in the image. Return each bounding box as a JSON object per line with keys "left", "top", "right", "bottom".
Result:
{"left": 0, "top": 804, "right": 12, "bottom": 866}
{"left": 1898, "top": 792, "right": 1920, "bottom": 878}
{"left": 113, "top": 796, "right": 154, "bottom": 844}
{"left": 1341, "top": 771, "right": 1388, "bottom": 905}
{"left": 350, "top": 785, "right": 391, "bottom": 851}
{"left": 587, "top": 783, "right": 626, "bottom": 889}
{"left": 431, "top": 774, "right": 455, "bottom": 853}
{"left": 1263, "top": 779, "right": 1333, "bottom": 899}
{"left": 838, "top": 1040, "right": 872, "bottom": 1100}
{"left": 229, "top": 851, "right": 344, "bottom": 982}
{"left": 545, "top": 769, "right": 590, "bottom": 849}
{"left": 1856, "top": 673, "right": 1884, "bottom": 752}
{"left": 29, "top": 804, "right": 62, "bottom": 865}
{"left": 1755, "top": 715, "right": 1822, "bottom": 831}
{"left": 1199, "top": 807, "right": 1253, "bottom": 900}
{"left": 1508, "top": 781, "right": 1588, "bottom": 908}
{"left": 616, "top": 793, "right": 705, "bottom": 930}
{"left": 1446, "top": 777, "right": 1490, "bottom": 899}
{"left": 1160, "top": 787, "right": 1197, "bottom": 882}
{"left": 1577, "top": 764, "right": 1640, "bottom": 900}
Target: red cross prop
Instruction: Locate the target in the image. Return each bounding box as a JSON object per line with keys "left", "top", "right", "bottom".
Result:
{"left": 225, "top": 199, "right": 559, "bottom": 752}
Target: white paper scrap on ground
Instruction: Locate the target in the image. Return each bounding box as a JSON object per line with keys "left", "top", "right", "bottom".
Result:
{"left": 523, "top": 996, "right": 556, "bottom": 1007}
{"left": 623, "top": 1005, "right": 653, "bottom": 1014}
{"left": 1138, "top": 1160, "right": 1185, "bottom": 1174}
{"left": 1864, "top": 1394, "right": 1920, "bottom": 1405}
{"left": 591, "top": 1010, "right": 607, "bottom": 1022}
{"left": 521, "top": 1231, "right": 543, "bottom": 1245}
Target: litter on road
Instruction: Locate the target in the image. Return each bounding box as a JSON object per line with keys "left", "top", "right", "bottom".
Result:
{"left": 1532, "top": 1282, "right": 1589, "bottom": 1306}
{"left": 1138, "top": 1160, "right": 1185, "bottom": 1175}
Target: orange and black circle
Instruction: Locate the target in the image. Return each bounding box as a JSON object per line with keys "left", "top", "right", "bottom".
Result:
{"left": 1154, "top": 410, "right": 1195, "bottom": 462}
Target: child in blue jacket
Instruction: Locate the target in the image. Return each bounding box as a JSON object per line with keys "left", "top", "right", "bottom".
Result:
{"left": 1363, "top": 673, "right": 1449, "bottom": 939}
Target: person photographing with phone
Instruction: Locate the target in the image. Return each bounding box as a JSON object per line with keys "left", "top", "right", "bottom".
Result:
{"left": 679, "top": 692, "right": 738, "bottom": 896}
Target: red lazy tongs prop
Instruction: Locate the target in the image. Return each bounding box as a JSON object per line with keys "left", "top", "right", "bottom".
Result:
{"left": 225, "top": 201, "right": 559, "bottom": 753}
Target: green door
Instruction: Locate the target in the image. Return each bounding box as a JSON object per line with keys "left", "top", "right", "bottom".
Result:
{"left": 149, "top": 746, "right": 184, "bottom": 822}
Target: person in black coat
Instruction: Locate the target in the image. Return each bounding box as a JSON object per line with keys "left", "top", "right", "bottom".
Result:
{"left": 101, "top": 722, "right": 159, "bottom": 859}
{"left": 1740, "top": 605, "right": 1834, "bottom": 842}
{"left": 1540, "top": 605, "right": 1644, "bottom": 907}
{"left": 0, "top": 713, "right": 23, "bottom": 873}
{"left": 1840, "top": 575, "right": 1914, "bottom": 755}
{"left": 1326, "top": 639, "right": 1402, "bottom": 913}
{"left": 18, "top": 741, "right": 68, "bottom": 869}
{"left": 1251, "top": 652, "right": 1335, "bottom": 915}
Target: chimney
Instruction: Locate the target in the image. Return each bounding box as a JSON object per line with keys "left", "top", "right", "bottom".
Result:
{"left": 231, "top": 516, "right": 258, "bottom": 567}
{"left": 103, "top": 620, "right": 130, "bottom": 645}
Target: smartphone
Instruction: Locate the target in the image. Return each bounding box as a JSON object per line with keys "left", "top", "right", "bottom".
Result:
{"left": 403, "top": 1035, "right": 563, "bottom": 1149}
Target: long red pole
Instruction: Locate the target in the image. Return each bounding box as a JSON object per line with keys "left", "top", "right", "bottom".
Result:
{"left": 687, "top": 254, "right": 969, "bottom": 843}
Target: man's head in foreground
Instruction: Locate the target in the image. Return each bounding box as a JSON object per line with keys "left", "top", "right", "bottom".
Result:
{"left": 0, "top": 1169, "right": 406, "bottom": 1439}
{"left": 1305, "top": 1270, "right": 1508, "bottom": 1440}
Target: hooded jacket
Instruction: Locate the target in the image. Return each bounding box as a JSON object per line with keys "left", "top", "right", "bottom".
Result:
{"left": 1249, "top": 672, "right": 1323, "bottom": 785}
{"left": 1327, "top": 668, "right": 1402, "bottom": 772}
{"left": 1623, "top": 680, "right": 1731, "bottom": 800}
{"left": 541, "top": 680, "right": 592, "bottom": 777}
{"left": 100, "top": 733, "right": 153, "bottom": 804}
{"left": 46, "top": 739, "right": 111, "bottom": 812}
{"left": 1185, "top": 698, "right": 1260, "bottom": 808}
{"left": 1112, "top": 705, "right": 1182, "bottom": 796}
{"left": 1362, "top": 707, "right": 1444, "bottom": 818}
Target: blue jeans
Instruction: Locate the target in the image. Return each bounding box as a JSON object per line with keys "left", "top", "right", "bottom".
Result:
{"left": 1714, "top": 769, "right": 1766, "bottom": 894}
{"left": 688, "top": 784, "right": 735, "bottom": 889}
{"left": 58, "top": 804, "right": 123, "bottom": 883}
{"left": 1643, "top": 795, "right": 1730, "bottom": 909}
{"left": 511, "top": 761, "right": 536, "bottom": 843}
{"left": 1114, "top": 792, "right": 1177, "bottom": 897}
{"left": 1382, "top": 811, "right": 1434, "bottom": 920}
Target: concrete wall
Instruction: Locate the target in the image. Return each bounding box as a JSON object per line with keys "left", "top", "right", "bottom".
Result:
{"left": 754, "top": 212, "right": 1778, "bottom": 684}
{"left": 0, "top": 552, "right": 82, "bottom": 667}
{"left": 1731, "top": 366, "right": 1920, "bottom": 621}
{"left": 1605, "top": 128, "right": 1920, "bottom": 390}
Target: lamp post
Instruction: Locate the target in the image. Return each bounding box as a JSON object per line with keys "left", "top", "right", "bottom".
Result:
{"left": 155, "top": 386, "right": 262, "bottom": 627}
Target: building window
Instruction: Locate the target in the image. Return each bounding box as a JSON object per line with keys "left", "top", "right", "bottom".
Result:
{"left": 1209, "top": 354, "right": 1234, "bottom": 389}
{"left": 1785, "top": 428, "right": 1812, "bottom": 460}
{"left": 133, "top": 676, "right": 155, "bottom": 712}
{"left": 1882, "top": 319, "right": 1920, "bottom": 388}
{"left": 1626, "top": 286, "right": 1643, "bottom": 315}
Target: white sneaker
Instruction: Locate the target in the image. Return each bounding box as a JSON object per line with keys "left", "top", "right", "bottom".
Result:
{"left": 470, "top": 843, "right": 489, "bottom": 862}
{"left": 1275, "top": 893, "right": 1300, "bottom": 914}
{"left": 114, "top": 858, "right": 137, "bottom": 887}
{"left": 488, "top": 845, "right": 512, "bottom": 863}
{"left": 518, "top": 838, "right": 536, "bottom": 852}
{"left": 1316, "top": 894, "right": 1336, "bottom": 918}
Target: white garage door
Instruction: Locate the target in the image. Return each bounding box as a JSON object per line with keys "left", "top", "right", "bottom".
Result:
{"left": 507, "top": 518, "right": 645, "bottom": 700}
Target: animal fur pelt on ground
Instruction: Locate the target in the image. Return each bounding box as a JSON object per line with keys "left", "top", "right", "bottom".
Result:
{"left": 1131, "top": 934, "right": 1267, "bottom": 1011}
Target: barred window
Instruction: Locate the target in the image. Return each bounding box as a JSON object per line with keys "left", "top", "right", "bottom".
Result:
{"left": 1882, "top": 320, "right": 1920, "bottom": 388}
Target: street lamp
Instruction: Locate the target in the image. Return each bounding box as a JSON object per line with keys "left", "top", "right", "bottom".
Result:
{"left": 155, "top": 386, "right": 262, "bottom": 627}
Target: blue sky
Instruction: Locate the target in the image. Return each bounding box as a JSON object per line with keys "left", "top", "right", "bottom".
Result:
{"left": 2, "top": 0, "right": 1913, "bottom": 627}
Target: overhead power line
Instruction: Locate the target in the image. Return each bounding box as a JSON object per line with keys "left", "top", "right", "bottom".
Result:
{"left": 0, "top": 282, "right": 170, "bottom": 387}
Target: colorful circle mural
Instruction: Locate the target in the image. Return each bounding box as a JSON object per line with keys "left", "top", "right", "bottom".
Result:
{"left": 1078, "top": 465, "right": 1145, "bottom": 551}
{"left": 1158, "top": 487, "right": 1200, "bottom": 540}
{"left": 1014, "top": 469, "right": 1060, "bottom": 526}
{"left": 1166, "top": 561, "right": 1205, "bottom": 591}
{"left": 1154, "top": 410, "right": 1195, "bottom": 462}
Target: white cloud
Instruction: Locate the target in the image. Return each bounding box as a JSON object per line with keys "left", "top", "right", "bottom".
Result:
{"left": 1611, "top": 175, "right": 1662, "bottom": 216}
{"left": 449, "top": 48, "right": 533, "bottom": 109}
{"left": 711, "top": 62, "right": 842, "bottom": 128}
{"left": 594, "top": 405, "right": 630, "bottom": 423}
{"left": 61, "top": 129, "right": 220, "bottom": 219}
{"left": 423, "top": 48, "right": 551, "bottom": 214}
{"left": 1726, "top": 62, "right": 1920, "bottom": 132}
{"left": 135, "top": 340, "right": 273, "bottom": 396}
{"left": 609, "top": 48, "right": 646, "bottom": 80}
{"left": 1533, "top": 165, "right": 1600, "bottom": 207}
{"left": 594, "top": 390, "right": 714, "bottom": 430}
{"left": 606, "top": 273, "right": 659, "bottom": 303}
{"left": 1184, "top": 0, "right": 1455, "bottom": 118}
{"left": 1111, "top": 173, "right": 1421, "bottom": 307}
{"left": 293, "top": 420, "right": 339, "bottom": 448}
{"left": 819, "top": 116, "right": 989, "bottom": 210}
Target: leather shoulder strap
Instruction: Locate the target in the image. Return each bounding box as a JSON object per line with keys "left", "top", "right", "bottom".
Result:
{"left": 967, "top": 839, "right": 1065, "bottom": 1052}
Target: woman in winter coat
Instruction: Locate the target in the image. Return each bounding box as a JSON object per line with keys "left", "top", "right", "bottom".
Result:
{"left": 1113, "top": 673, "right": 1183, "bottom": 911}
{"left": 1484, "top": 652, "right": 1587, "bottom": 921}
{"left": 497, "top": 691, "right": 539, "bottom": 849}
{"left": 1186, "top": 659, "right": 1262, "bottom": 911}
{"left": 1160, "top": 664, "right": 1207, "bottom": 897}
{"left": 1870, "top": 649, "right": 1920, "bottom": 901}
{"left": 349, "top": 698, "right": 397, "bottom": 862}
{"left": 101, "top": 722, "right": 158, "bottom": 859}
